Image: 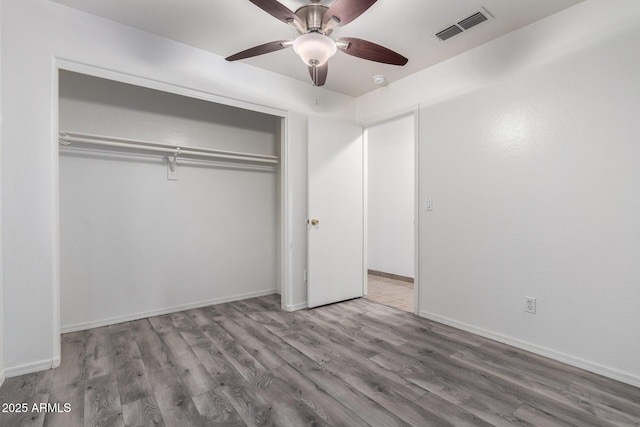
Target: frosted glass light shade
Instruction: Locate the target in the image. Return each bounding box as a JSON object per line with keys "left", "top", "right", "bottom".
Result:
{"left": 293, "top": 33, "right": 337, "bottom": 67}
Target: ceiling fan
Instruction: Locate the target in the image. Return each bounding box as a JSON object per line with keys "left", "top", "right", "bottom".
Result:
{"left": 225, "top": 0, "right": 408, "bottom": 87}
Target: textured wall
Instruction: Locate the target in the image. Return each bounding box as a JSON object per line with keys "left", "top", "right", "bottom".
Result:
{"left": 357, "top": 1, "right": 640, "bottom": 385}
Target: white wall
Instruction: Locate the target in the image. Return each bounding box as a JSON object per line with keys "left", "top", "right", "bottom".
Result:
{"left": 59, "top": 71, "right": 279, "bottom": 331}
{"left": 287, "top": 112, "right": 309, "bottom": 309}
{"left": 357, "top": 0, "right": 640, "bottom": 387}
{"left": 1, "top": 0, "right": 355, "bottom": 376}
{"left": 0, "top": 0, "right": 4, "bottom": 387}
{"left": 367, "top": 115, "right": 414, "bottom": 278}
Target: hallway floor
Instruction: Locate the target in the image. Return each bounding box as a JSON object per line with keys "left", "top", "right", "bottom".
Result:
{"left": 365, "top": 273, "right": 414, "bottom": 313}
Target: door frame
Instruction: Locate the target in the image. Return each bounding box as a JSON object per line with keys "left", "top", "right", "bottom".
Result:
{"left": 361, "top": 108, "right": 420, "bottom": 314}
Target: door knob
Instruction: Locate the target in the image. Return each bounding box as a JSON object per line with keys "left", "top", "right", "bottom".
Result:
{"left": 308, "top": 218, "right": 320, "bottom": 226}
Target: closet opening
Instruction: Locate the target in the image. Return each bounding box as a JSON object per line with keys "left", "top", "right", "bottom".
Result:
{"left": 57, "top": 70, "right": 285, "bottom": 333}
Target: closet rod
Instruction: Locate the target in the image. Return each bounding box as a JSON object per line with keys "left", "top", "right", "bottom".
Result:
{"left": 58, "top": 131, "right": 279, "bottom": 164}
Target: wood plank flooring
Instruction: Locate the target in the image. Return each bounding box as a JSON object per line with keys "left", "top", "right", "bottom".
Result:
{"left": 1, "top": 294, "right": 640, "bottom": 426}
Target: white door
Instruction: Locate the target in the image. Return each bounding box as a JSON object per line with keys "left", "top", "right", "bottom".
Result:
{"left": 307, "top": 117, "right": 364, "bottom": 308}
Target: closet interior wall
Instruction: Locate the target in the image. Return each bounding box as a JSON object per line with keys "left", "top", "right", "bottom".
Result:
{"left": 58, "top": 70, "right": 280, "bottom": 332}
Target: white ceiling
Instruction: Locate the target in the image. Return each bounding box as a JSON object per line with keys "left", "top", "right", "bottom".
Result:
{"left": 50, "top": 0, "right": 584, "bottom": 97}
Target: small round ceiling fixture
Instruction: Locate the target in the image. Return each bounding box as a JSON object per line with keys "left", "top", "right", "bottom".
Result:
{"left": 372, "top": 74, "right": 387, "bottom": 85}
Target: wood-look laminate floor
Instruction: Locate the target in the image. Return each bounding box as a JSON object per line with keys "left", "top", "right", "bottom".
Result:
{"left": 2, "top": 295, "right": 640, "bottom": 427}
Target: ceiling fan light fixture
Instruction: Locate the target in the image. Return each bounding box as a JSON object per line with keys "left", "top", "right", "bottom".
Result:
{"left": 293, "top": 32, "right": 337, "bottom": 67}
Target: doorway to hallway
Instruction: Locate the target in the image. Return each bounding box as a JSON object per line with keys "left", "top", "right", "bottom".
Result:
{"left": 365, "top": 114, "right": 416, "bottom": 313}
{"left": 366, "top": 272, "right": 414, "bottom": 312}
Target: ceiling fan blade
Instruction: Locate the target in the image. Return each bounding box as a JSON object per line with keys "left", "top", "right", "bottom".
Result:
{"left": 322, "top": 0, "right": 377, "bottom": 26}
{"left": 308, "top": 63, "right": 328, "bottom": 87}
{"left": 225, "top": 40, "right": 291, "bottom": 61}
{"left": 249, "top": 0, "right": 303, "bottom": 26}
{"left": 337, "top": 37, "right": 408, "bottom": 66}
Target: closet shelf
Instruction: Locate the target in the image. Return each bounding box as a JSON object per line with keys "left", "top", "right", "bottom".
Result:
{"left": 58, "top": 131, "right": 279, "bottom": 164}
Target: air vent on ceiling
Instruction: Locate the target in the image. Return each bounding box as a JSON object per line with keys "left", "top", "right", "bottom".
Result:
{"left": 434, "top": 7, "right": 493, "bottom": 42}
{"left": 435, "top": 25, "right": 464, "bottom": 41}
{"left": 458, "top": 11, "right": 489, "bottom": 30}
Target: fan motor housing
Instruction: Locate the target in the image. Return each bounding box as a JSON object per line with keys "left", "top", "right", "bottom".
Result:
{"left": 295, "top": 4, "right": 329, "bottom": 31}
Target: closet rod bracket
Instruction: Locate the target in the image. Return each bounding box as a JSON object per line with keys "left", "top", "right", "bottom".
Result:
{"left": 168, "top": 147, "right": 180, "bottom": 181}
{"left": 59, "top": 133, "right": 72, "bottom": 146}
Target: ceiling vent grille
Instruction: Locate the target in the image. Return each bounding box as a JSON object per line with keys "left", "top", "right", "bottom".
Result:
{"left": 458, "top": 11, "right": 489, "bottom": 30}
{"left": 434, "top": 7, "right": 492, "bottom": 41}
{"left": 435, "top": 25, "right": 463, "bottom": 41}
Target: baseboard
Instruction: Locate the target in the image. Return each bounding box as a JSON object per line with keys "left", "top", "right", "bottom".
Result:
{"left": 368, "top": 269, "right": 414, "bottom": 283}
{"left": 61, "top": 288, "right": 278, "bottom": 334}
{"left": 285, "top": 302, "right": 308, "bottom": 312}
{"left": 419, "top": 310, "right": 640, "bottom": 389}
{"left": 0, "top": 370, "right": 5, "bottom": 387}
{"left": 5, "top": 358, "right": 59, "bottom": 378}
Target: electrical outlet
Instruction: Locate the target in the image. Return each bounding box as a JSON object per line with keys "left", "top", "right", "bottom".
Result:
{"left": 525, "top": 297, "right": 536, "bottom": 314}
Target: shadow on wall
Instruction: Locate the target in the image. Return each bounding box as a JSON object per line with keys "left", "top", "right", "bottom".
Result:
{"left": 59, "top": 71, "right": 279, "bottom": 134}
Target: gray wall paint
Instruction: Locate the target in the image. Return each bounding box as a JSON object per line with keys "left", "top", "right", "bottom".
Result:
{"left": 59, "top": 71, "right": 280, "bottom": 330}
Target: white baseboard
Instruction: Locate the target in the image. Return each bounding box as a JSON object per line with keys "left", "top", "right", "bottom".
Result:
{"left": 286, "top": 302, "right": 308, "bottom": 312}
{"left": 0, "top": 370, "right": 5, "bottom": 387}
{"left": 61, "top": 288, "right": 278, "bottom": 334}
{"left": 419, "top": 310, "right": 640, "bottom": 389}
{"left": 5, "top": 358, "right": 59, "bottom": 378}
